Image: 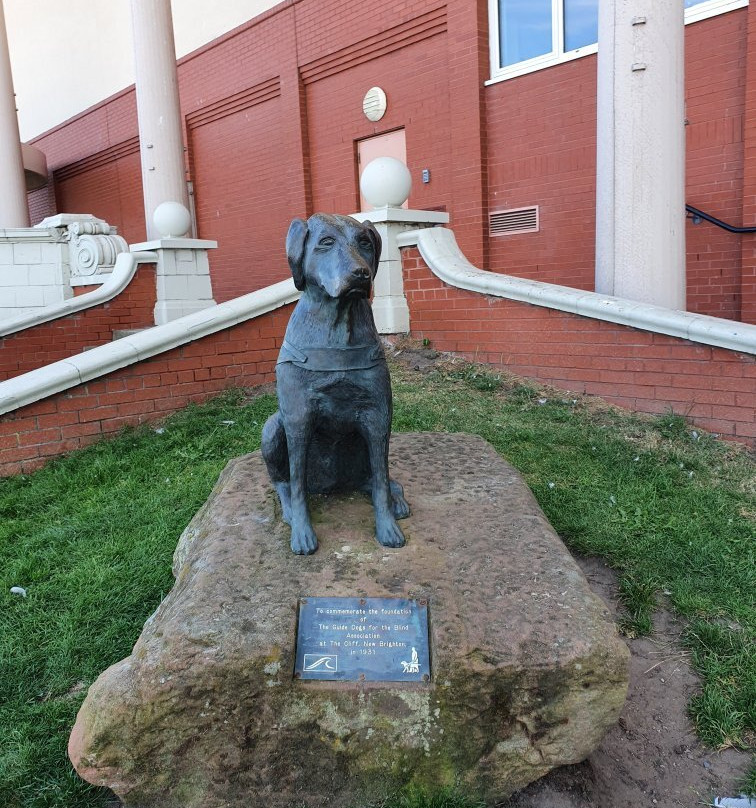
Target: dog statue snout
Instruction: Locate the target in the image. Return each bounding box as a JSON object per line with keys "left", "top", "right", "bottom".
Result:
{"left": 351, "top": 264, "right": 371, "bottom": 281}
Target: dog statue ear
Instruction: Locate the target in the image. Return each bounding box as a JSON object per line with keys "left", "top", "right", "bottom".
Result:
{"left": 286, "top": 218, "right": 309, "bottom": 290}
{"left": 362, "top": 220, "right": 382, "bottom": 278}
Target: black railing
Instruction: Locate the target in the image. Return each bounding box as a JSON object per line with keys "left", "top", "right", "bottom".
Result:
{"left": 685, "top": 204, "right": 756, "bottom": 234}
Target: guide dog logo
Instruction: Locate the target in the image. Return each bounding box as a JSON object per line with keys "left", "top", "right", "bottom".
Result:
{"left": 400, "top": 647, "right": 420, "bottom": 673}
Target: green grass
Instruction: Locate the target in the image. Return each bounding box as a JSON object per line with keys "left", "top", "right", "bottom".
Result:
{"left": 381, "top": 786, "right": 485, "bottom": 808}
{"left": 0, "top": 390, "right": 278, "bottom": 808}
{"left": 0, "top": 357, "right": 753, "bottom": 806}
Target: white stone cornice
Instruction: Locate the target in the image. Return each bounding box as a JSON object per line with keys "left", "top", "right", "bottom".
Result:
{"left": 398, "top": 226, "right": 756, "bottom": 356}
{"left": 0, "top": 227, "right": 63, "bottom": 242}
{"left": 0, "top": 278, "right": 299, "bottom": 415}
{"left": 0, "top": 251, "right": 157, "bottom": 336}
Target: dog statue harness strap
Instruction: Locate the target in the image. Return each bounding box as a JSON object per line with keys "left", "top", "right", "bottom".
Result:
{"left": 276, "top": 339, "right": 385, "bottom": 372}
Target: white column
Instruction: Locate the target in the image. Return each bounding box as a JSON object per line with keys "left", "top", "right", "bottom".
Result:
{"left": 0, "top": 0, "right": 29, "bottom": 228}
{"left": 130, "top": 0, "right": 190, "bottom": 240}
{"left": 595, "top": 0, "right": 686, "bottom": 310}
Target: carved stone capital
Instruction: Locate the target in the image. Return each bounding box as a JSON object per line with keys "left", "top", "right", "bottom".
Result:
{"left": 35, "top": 214, "right": 128, "bottom": 279}
{"left": 70, "top": 230, "right": 128, "bottom": 278}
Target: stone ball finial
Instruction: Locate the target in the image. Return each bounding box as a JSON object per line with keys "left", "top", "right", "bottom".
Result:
{"left": 153, "top": 201, "right": 191, "bottom": 238}
{"left": 360, "top": 157, "right": 411, "bottom": 209}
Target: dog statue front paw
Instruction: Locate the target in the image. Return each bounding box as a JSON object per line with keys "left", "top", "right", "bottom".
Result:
{"left": 376, "top": 518, "right": 406, "bottom": 549}
{"left": 291, "top": 524, "right": 319, "bottom": 555}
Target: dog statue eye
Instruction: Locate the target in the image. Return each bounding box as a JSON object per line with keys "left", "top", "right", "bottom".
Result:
{"left": 358, "top": 238, "right": 373, "bottom": 251}
{"left": 317, "top": 236, "right": 335, "bottom": 248}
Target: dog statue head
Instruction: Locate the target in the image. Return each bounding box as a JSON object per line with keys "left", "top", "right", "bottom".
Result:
{"left": 286, "top": 213, "right": 382, "bottom": 299}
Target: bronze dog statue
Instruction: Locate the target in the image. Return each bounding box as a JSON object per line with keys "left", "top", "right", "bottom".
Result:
{"left": 261, "top": 213, "right": 410, "bottom": 555}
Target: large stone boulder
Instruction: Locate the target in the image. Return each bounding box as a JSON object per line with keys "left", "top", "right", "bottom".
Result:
{"left": 69, "top": 433, "right": 629, "bottom": 807}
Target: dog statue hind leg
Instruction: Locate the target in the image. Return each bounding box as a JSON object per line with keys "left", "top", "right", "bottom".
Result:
{"left": 261, "top": 412, "right": 293, "bottom": 526}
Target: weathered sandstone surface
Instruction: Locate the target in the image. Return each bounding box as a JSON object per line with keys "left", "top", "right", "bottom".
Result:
{"left": 69, "top": 433, "right": 629, "bottom": 807}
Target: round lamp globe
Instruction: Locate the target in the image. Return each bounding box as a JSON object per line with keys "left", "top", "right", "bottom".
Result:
{"left": 153, "top": 201, "right": 192, "bottom": 239}
{"left": 359, "top": 157, "right": 411, "bottom": 209}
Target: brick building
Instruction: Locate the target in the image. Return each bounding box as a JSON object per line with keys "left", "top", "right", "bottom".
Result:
{"left": 1, "top": 0, "right": 754, "bottom": 477}
{"left": 24, "top": 0, "right": 755, "bottom": 324}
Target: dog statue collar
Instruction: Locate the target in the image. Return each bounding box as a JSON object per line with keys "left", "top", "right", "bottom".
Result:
{"left": 276, "top": 339, "right": 385, "bottom": 372}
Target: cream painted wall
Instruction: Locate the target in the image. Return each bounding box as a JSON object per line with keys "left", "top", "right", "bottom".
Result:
{"left": 4, "top": 0, "right": 277, "bottom": 142}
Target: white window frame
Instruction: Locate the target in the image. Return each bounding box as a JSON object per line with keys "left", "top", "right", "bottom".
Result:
{"left": 486, "top": 0, "right": 749, "bottom": 86}
{"left": 685, "top": 0, "right": 748, "bottom": 23}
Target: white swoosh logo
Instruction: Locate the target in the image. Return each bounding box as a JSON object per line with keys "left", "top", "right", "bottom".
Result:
{"left": 304, "top": 656, "right": 337, "bottom": 671}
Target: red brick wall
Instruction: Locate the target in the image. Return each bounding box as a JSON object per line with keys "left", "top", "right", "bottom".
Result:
{"left": 446, "top": 0, "right": 491, "bottom": 268}
{"left": 741, "top": 2, "right": 756, "bottom": 323}
{"left": 28, "top": 180, "right": 57, "bottom": 226}
{"left": 401, "top": 247, "right": 755, "bottom": 445}
{"left": 187, "top": 85, "right": 291, "bottom": 301}
{"left": 33, "top": 92, "right": 144, "bottom": 242}
{"left": 486, "top": 55, "right": 598, "bottom": 291}
{"left": 0, "top": 265, "right": 156, "bottom": 382}
{"left": 304, "top": 19, "right": 453, "bottom": 217}
{"left": 27, "top": 2, "right": 754, "bottom": 323}
{"left": 55, "top": 147, "right": 146, "bottom": 245}
{"left": 0, "top": 305, "right": 292, "bottom": 477}
{"left": 686, "top": 9, "right": 747, "bottom": 321}
{"left": 179, "top": 6, "right": 308, "bottom": 301}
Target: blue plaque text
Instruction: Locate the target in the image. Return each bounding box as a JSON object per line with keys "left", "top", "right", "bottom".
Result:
{"left": 294, "top": 597, "right": 430, "bottom": 682}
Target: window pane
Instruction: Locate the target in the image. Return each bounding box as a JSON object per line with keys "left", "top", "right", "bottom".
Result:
{"left": 684, "top": 0, "right": 710, "bottom": 5}
{"left": 499, "top": 0, "right": 553, "bottom": 67}
{"left": 564, "top": 0, "right": 598, "bottom": 52}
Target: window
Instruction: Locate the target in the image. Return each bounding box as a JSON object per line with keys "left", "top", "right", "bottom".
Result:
{"left": 496, "top": 0, "right": 598, "bottom": 69}
{"left": 488, "top": 0, "right": 749, "bottom": 83}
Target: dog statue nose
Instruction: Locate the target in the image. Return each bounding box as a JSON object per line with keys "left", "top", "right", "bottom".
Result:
{"left": 352, "top": 265, "right": 370, "bottom": 280}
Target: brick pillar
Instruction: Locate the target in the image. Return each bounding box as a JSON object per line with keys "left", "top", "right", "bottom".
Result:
{"left": 446, "top": 0, "right": 489, "bottom": 269}
{"left": 741, "top": 2, "right": 756, "bottom": 324}
{"left": 280, "top": 8, "right": 313, "bottom": 219}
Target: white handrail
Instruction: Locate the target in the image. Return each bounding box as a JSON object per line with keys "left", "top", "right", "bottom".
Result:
{"left": 0, "top": 251, "right": 158, "bottom": 337}
{"left": 397, "top": 227, "right": 756, "bottom": 355}
{"left": 0, "top": 278, "right": 299, "bottom": 415}
{"left": 3, "top": 224, "right": 753, "bottom": 419}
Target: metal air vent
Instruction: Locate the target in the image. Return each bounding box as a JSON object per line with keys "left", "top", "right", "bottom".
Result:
{"left": 489, "top": 206, "right": 539, "bottom": 236}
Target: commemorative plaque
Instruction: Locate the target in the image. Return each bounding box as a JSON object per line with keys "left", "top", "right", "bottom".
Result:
{"left": 294, "top": 597, "right": 430, "bottom": 682}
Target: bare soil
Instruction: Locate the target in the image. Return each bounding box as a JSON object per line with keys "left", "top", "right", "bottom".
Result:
{"left": 501, "top": 556, "right": 752, "bottom": 808}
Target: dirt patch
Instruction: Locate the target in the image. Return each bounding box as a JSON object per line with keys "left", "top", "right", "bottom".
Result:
{"left": 501, "top": 556, "right": 751, "bottom": 808}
